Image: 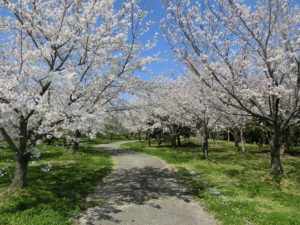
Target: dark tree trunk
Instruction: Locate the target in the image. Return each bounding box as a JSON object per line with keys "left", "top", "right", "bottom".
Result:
{"left": 158, "top": 138, "right": 162, "bottom": 146}
{"left": 72, "top": 141, "right": 79, "bottom": 153}
{"left": 212, "top": 132, "right": 216, "bottom": 149}
{"left": 10, "top": 153, "right": 30, "bottom": 188}
{"left": 3, "top": 117, "right": 32, "bottom": 189}
{"left": 171, "top": 136, "right": 176, "bottom": 147}
{"left": 10, "top": 118, "right": 31, "bottom": 188}
{"left": 157, "top": 133, "right": 162, "bottom": 146}
{"left": 148, "top": 134, "right": 151, "bottom": 147}
{"left": 63, "top": 138, "right": 67, "bottom": 147}
{"left": 233, "top": 129, "right": 240, "bottom": 148}
{"left": 138, "top": 131, "right": 141, "bottom": 142}
{"left": 202, "top": 138, "right": 208, "bottom": 159}
{"left": 270, "top": 129, "right": 283, "bottom": 174}
{"left": 146, "top": 129, "right": 151, "bottom": 147}
{"left": 110, "top": 133, "right": 113, "bottom": 141}
{"left": 47, "top": 138, "right": 52, "bottom": 145}
{"left": 72, "top": 130, "right": 81, "bottom": 154}
{"left": 202, "top": 125, "right": 209, "bottom": 159}
{"left": 177, "top": 134, "right": 181, "bottom": 146}
{"left": 170, "top": 125, "right": 178, "bottom": 148}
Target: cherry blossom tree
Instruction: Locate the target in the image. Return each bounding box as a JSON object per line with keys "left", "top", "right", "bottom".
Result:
{"left": 128, "top": 74, "right": 220, "bottom": 155}
{"left": 179, "top": 74, "right": 221, "bottom": 158}
{"left": 121, "top": 107, "right": 151, "bottom": 141}
{"left": 163, "top": 0, "right": 300, "bottom": 174}
{"left": 154, "top": 74, "right": 221, "bottom": 157}
{"left": 218, "top": 110, "right": 249, "bottom": 152}
{"left": 0, "top": 0, "right": 154, "bottom": 188}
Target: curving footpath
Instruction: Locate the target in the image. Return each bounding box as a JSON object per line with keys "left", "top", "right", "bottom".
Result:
{"left": 78, "top": 141, "right": 218, "bottom": 225}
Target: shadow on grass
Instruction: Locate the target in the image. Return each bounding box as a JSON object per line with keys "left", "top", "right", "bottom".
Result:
{"left": 1, "top": 164, "right": 111, "bottom": 214}
{"left": 38, "top": 150, "right": 65, "bottom": 160}
{"left": 285, "top": 150, "right": 300, "bottom": 157}
{"left": 0, "top": 147, "right": 112, "bottom": 225}
{"left": 148, "top": 142, "right": 201, "bottom": 150}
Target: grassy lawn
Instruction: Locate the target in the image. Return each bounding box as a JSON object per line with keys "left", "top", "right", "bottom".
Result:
{"left": 81, "top": 134, "right": 130, "bottom": 148}
{"left": 122, "top": 140, "right": 300, "bottom": 225}
{"left": 0, "top": 138, "right": 113, "bottom": 225}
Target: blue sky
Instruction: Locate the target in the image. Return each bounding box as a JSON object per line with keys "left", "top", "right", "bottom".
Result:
{"left": 135, "top": 0, "right": 259, "bottom": 80}
{"left": 135, "top": 0, "right": 185, "bottom": 80}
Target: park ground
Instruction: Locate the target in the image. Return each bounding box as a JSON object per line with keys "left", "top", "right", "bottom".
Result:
{"left": 123, "top": 140, "right": 300, "bottom": 225}
{"left": 0, "top": 136, "right": 299, "bottom": 225}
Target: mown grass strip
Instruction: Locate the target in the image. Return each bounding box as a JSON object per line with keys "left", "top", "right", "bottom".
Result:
{"left": 122, "top": 140, "right": 300, "bottom": 225}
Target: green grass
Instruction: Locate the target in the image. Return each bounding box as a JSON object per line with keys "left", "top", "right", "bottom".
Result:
{"left": 80, "top": 134, "right": 130, "bottom": 148}
{"left": 0, "top": 138, "right": 113, "bottom": 225}
{"left": 122, "top": 139, "right": 300, "bottom": 225}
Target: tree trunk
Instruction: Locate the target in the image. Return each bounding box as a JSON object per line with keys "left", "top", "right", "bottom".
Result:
{"left": 9, "top": 118, "right": 31, "bottom": 188}
{"left": 47, "top": 138, "right": 52, "bottom": 145}
{"left": 227, "top": 129, "right": 230, "bottom": 142}
{"left": 72, "top": 130, "right": 81, "bottom": 154}
{"left": 138, "top": 131, "right": 141, "bottom": 142}
{"left": 72, "top": 141, "right": 79, "bottom": 153}
{"left": 10, "top": 155, "right": 29, "bottom": 188}
{"left": 212, "top": 132, "right": 216, "bottom": 149}
{"left": 202, "top": 125, "right": 209, "bottom": 159}
{"left": 233, "top": 129, "right": 240, "bottom": 148}
{"left": 63, "top": 137, "right": 67, "bottom": 147}
{"left": 177, "top": 134, "right": 181, "bottom": 146}
{"left": 170, "top": 125, "right": 178, "bottom": 148}
{"left": 157, "top": 133, "right": 162, "bottom": 146}
{"left": 148, "top": 134, "right": 151, "bottom": 147}
{"left": 202, "top": 135, "right": 208, "bottom": 159}
{"left": 171, "top": 136, "right": 176, "bottom": 147}
{"left": 240, "top": 129, "right": 245, "bottom": 153}
{"left": 270, "top": 129, "right": 283, "bottom": 174}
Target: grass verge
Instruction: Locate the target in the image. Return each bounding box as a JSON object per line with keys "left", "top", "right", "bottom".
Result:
{"left": 122, "top": 140, "right": 300, "bottom": 225}
{"left": 0, "top": 139, "right": 112, "bottom": 225}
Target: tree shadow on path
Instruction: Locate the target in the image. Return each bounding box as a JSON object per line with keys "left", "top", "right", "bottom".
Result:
{"left": 79, "top": 146, "right": 191, "bottom": 224}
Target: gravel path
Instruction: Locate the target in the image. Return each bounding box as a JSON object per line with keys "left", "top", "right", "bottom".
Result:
{"left": 78, "top": 141, "right": 218, "bottom": 225}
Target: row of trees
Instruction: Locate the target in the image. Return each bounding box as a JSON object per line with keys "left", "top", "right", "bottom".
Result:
{"left": 123, "top": 0, "right": 300, "bottom": 175}
{"left": 0, "top": 0, "right": 299, "bottom": 189}
{"left": 161, "top": 0, "right": 300, "bottom": 174}
{"left": 0, "top": 0, "right": 154, "bottom": 188}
